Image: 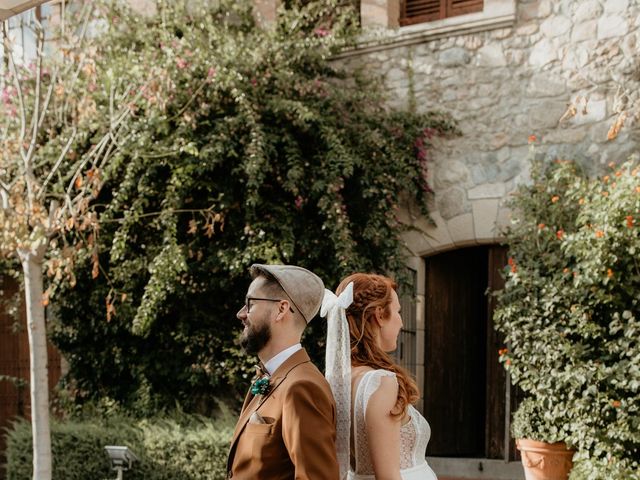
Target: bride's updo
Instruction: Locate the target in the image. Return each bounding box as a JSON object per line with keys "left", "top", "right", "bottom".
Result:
{"left": 336, "top": 273, "right": 419, "bottom": 416}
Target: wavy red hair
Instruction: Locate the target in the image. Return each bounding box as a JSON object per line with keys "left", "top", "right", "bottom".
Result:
{"left": 336, "top": 273, "right": 419, "bottom": 416}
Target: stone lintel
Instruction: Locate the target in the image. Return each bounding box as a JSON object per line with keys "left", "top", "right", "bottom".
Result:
{"left": 472, "top": 199, "right": 500, "bottom": 240}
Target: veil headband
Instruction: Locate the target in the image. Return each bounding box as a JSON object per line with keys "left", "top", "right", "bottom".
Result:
{"left": 321, "top": 281, "right": 353, "bottom": 480}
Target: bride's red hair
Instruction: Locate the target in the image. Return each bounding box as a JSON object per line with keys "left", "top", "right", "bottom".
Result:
{"left": 336, "top": 273, "right": 420, "bottom": 416}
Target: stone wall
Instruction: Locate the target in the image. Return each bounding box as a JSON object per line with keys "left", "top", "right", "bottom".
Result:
{"left": 340, "top": 0, "right": 640, "bottom": 255}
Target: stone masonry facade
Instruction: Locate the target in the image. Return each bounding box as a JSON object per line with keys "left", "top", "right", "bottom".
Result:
{"left": 334, "top": 3, "right": 640, "bottom": 450}
{"left": 339, "top": 0, "right": 639, "bottom": 257}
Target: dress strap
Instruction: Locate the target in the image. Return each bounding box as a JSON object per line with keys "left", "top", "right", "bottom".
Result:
{"left": 352, "top": 369, "right": 397, "bottom": 474}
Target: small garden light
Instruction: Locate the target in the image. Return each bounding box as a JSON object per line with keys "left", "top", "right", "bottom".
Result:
{"left": 104, "top": 445, "right": 139, "bottom": 480}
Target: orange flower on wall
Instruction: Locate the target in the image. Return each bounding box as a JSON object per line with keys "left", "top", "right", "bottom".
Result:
{"left": 627, "top": 216, "right": 634, "bottom": 228}
{"left": 556, "top": 229, "right": 564, "bottom": 240}
{"left": 528, "top": 135, "right": 537, "bottom": 143}
{"left": 551, "top": 195, "right": 560, "bottom": 203}
{"left": 607, "top": 269, "right": 614, "bottom": 278}
{"left": 595, "top": 230, "right": 605, "bottom": 238}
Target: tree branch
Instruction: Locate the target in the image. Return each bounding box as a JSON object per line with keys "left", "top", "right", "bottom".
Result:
{"left": 39, "top": 127, "right": 77, "bottom": 197}
{"left": 101, "top": 207, "right": 216, "bottom": 224}
{"left": 25, "top": 22, "right": 45, "bottom": 167}
{"left": 37, "top": 65, "right": 58, "bottom": 132}
{"left": 3, "top": 24, "right": 28, "bottom": 159}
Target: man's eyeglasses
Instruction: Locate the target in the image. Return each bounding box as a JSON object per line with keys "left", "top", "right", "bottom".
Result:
{"left": 245, "top": 297, "right": 295, "bottom": 314}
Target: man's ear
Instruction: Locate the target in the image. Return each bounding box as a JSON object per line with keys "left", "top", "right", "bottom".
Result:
{"left": 273, "top": 300, "right": 289, "bottom": 323}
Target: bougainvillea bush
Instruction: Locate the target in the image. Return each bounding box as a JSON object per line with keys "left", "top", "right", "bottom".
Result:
{"left": 50, "top": 0, "right": 455, "bottom": 415}
{"left": 494, "top": 155, "right": 640, "bottom": 479}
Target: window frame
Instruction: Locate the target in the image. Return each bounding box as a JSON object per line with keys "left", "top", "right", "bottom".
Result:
{"left": 348, "top": 0, "right": 516, "bottom": 57}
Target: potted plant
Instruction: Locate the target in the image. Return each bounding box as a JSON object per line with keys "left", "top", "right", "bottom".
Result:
{"left": 494, "top": 154, "right": 640, "bottom": 479}
{"left": 511, "top": 398, "right": 575, "bottom": 480}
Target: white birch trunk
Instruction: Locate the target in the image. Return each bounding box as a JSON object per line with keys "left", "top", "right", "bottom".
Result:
{"left": 19, "top": 247, "right": 52, "bottom": 480}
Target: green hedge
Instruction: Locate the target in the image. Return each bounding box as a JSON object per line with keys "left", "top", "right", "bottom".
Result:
{"left": 6, "top": 416, "right": 233, "bottom": 480}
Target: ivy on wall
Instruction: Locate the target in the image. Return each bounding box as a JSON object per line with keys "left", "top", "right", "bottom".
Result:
{"left": 50, "top": 0, "right": 456, "bottom": 414}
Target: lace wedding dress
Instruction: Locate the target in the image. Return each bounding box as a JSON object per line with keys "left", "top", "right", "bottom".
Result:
{"left": 349, "top": 370, "right": 438, "bottom": 480}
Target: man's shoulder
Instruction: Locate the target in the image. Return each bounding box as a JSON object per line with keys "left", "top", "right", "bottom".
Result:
{"left": 287, "top": 359, "right": 325, "bottom": 381}
{"left": 283, "top": 361, "right": 332, "bottom": 393}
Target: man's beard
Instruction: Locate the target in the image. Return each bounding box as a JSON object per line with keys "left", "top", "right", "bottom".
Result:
{"left": 240, "top": 319, "right": 272, "bottom": 355}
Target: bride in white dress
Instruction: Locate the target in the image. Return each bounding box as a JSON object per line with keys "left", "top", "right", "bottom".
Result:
{"left": 322, "top": 273, "right": 437, "bottom": 480}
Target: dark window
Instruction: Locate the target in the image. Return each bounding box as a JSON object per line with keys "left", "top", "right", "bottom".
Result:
{"left": 400, "top": 0, "right": 484, "bottom": 27}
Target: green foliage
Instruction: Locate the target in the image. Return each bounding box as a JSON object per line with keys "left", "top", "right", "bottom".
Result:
{"left": 511, "top": 397, "right": 570, "bottom": 444}
{"left": 50, "top": 0, "right": 455, "bottom": 414}
{"left": 494, "top": 154, "right": 640, "bottom": 478}
{"left": 6, "top": 414, "right": 234, "bottom": 480}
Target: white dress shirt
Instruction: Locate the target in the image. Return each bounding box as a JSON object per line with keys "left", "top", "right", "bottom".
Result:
{"left": 263, "top": 343, "right": 302, "bottom": 375}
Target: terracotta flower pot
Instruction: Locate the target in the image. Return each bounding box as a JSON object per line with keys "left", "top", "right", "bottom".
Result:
{"left": 516, "top": 438, "right": 575, "bottom": 480}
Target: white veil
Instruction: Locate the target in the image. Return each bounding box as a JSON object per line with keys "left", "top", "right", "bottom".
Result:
{"left": 321, "top": 282, "right": 354, "bottom": 480}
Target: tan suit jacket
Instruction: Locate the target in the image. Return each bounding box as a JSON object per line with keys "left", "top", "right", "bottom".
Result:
{"left": 227, "top": 348, "right": 339, "bottom": 479}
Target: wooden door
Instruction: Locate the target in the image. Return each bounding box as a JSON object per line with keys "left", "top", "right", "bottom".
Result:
{"left": 424, "top": 247, "right": 488, "bottom": 456}
{"left": 424, "top": 245, "right": 515, "bottom": 459}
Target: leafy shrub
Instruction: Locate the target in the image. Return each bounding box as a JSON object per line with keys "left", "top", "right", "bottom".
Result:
{"left": 6, "top": 414, "right": 234, "bottom": 480}
{"left": 50, "top": 0, "right": 456, "bottom": 414}
{"left": 511, "top": 398, "right": 571, "bottom": 444}
{"left": 494, "top": 156, "right": 640, "bottom": 479}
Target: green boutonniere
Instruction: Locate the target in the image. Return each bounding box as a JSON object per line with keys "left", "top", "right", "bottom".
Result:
{"left": 251, "top": 376, "right": 271, "bottom": 396}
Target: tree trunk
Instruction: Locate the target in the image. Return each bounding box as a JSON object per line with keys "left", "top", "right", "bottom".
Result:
{"left": 19, "top": 248, "right": 52, "bottom": 480}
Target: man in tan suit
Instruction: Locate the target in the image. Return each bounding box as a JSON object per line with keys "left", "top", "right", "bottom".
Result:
{"left": 227, "top": 264, "right": 339, "bottom": 480}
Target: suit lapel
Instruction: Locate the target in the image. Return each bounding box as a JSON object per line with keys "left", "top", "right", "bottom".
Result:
{"left": 227, "top": 349, "right": 312, "bottom": 468}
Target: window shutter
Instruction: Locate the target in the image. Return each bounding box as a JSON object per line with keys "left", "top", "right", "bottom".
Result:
{"left": 400, "top": 0, "right": 484, "bottom": 26}
{"left": 447, "top": 0, "right": 484, "bottom": 16}
{"left": 400, "top": 0, "right": 444, "bottom": 26}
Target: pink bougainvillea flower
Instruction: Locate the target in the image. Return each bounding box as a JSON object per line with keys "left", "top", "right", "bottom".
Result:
{"left": 1, "top": 87, "right": 14, "bottom": 104}
{"left": 176, "top": 57, "right": 188, "bottom": 69}
{"left": 207, "top": 67, "right": 216, "bottom": 80}
{"left": 313, "top": 27, "right": 330, "bottom": 37}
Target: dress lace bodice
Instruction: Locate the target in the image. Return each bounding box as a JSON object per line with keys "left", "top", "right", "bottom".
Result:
{"left": 352, "top": 370, "right": 432, "bottom": 476}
